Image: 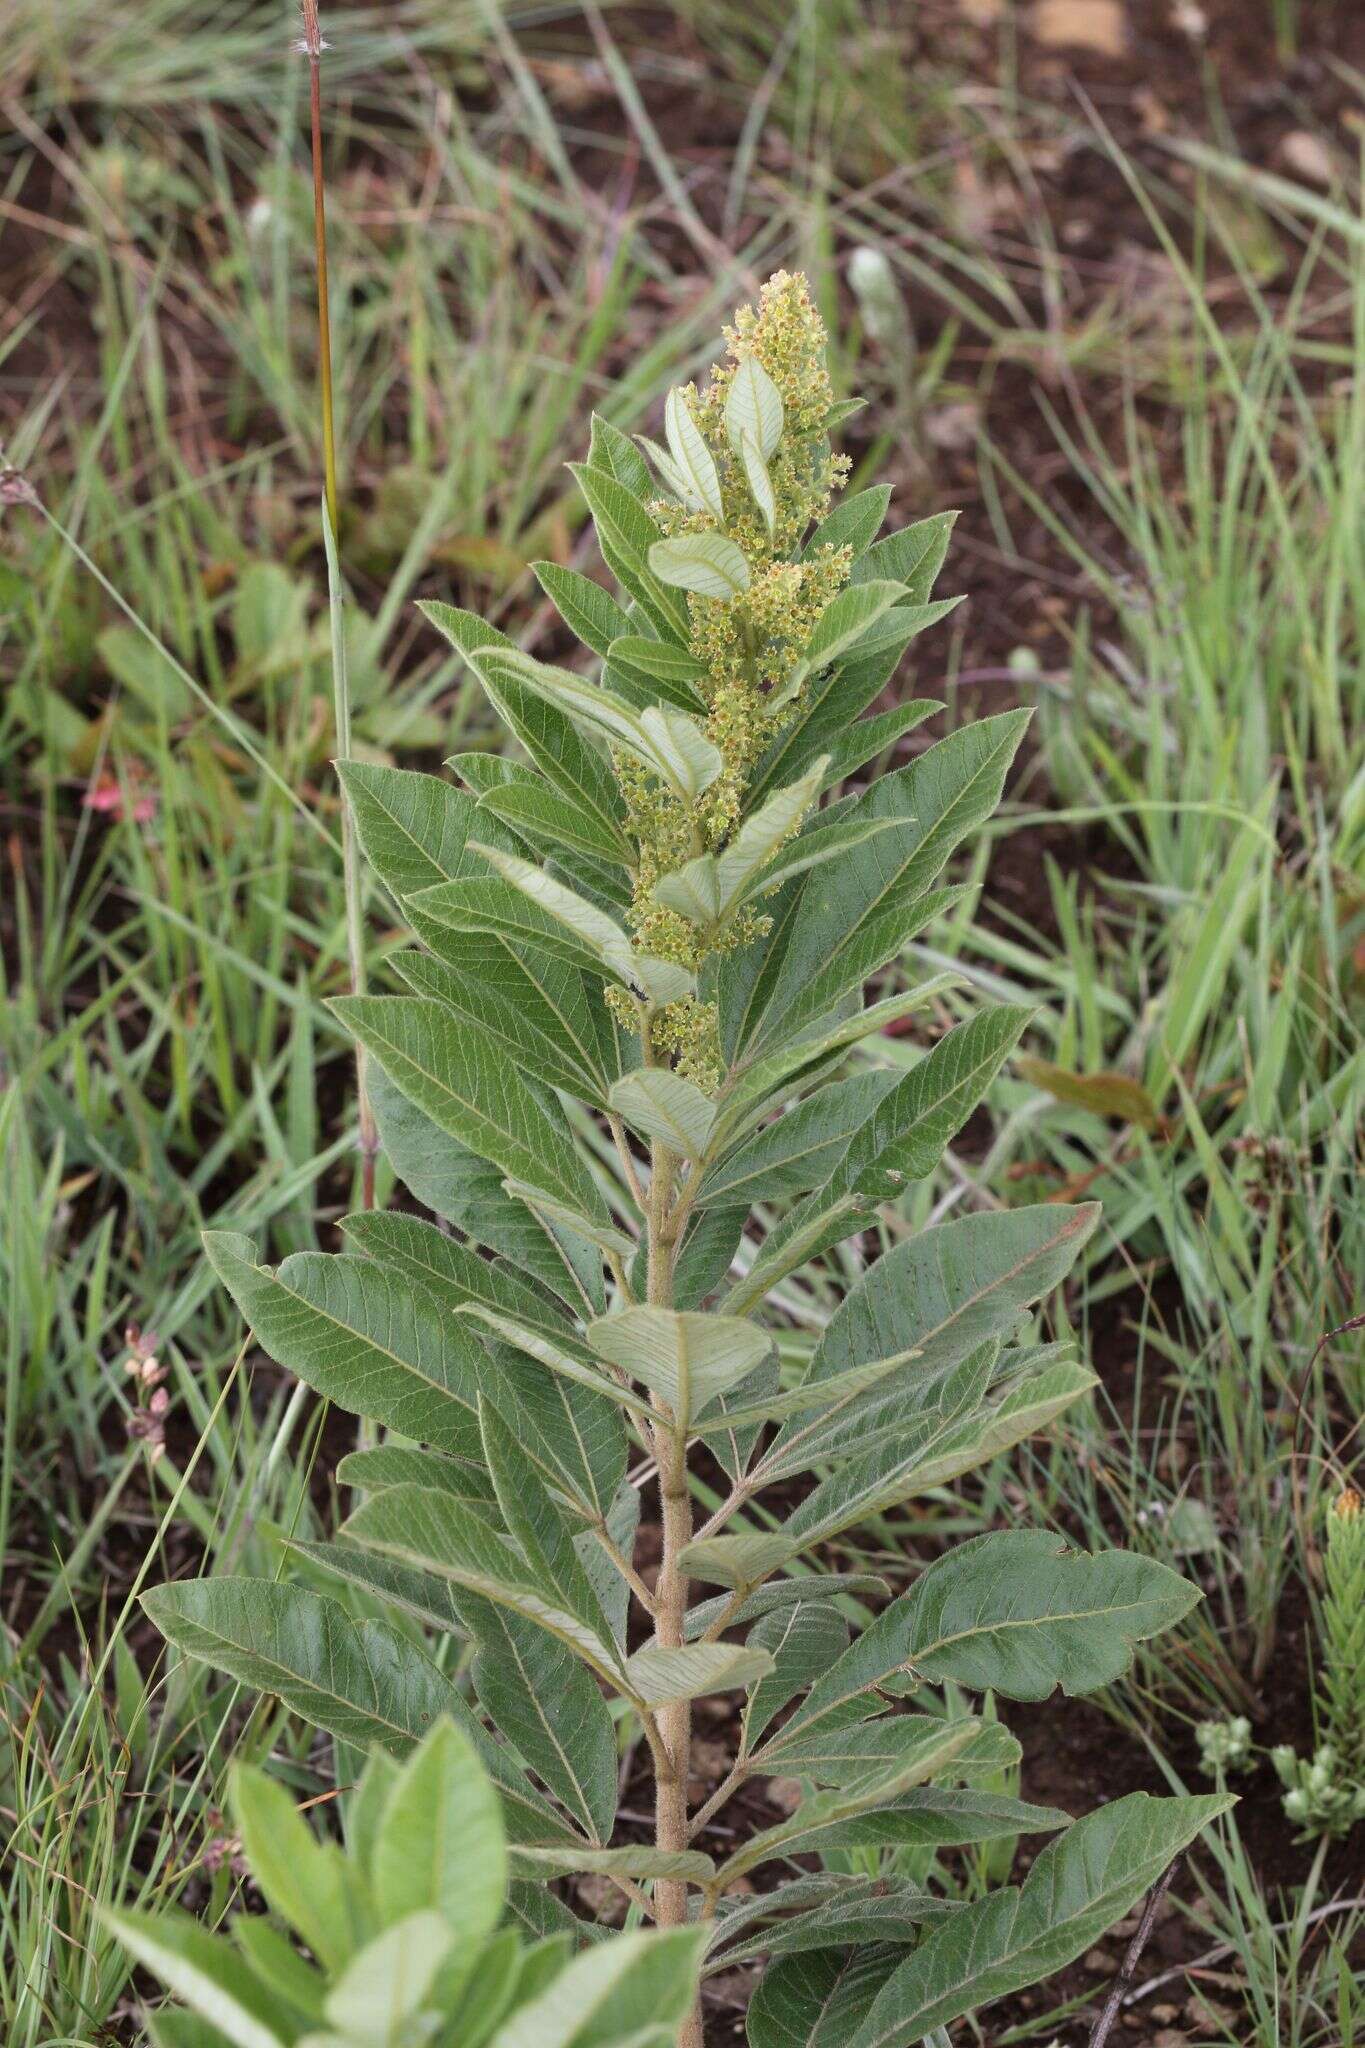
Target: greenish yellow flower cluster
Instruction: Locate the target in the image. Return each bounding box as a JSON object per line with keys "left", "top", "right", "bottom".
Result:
{"left": 617, "top": 273, "right": 853, "bottom": 1084}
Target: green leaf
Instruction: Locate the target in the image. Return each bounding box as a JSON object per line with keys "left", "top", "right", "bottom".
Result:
{"left": 607, "top": 632, "right": 708, "bottom": 695}
{"left": 745, "top": 640, "right": 933, "bottom": 811}
{"left": 725, "top": 355, "right": 784, "bottom": 459}
{"left": 834, "top": 597, "right": 962, "bottom": 670}
{"left": 509, "top": 1845, "right": 715, "bottom": 1884}
{"left": 740, "top": 430, "right": 777, "bottom": 534}
{"left": 852, "top": 509, "right": 958, "bottom": 603}
{"left": 365, "top": 1066, "right": 603, "bottom": 1311}
{"left": 288, "top": 1535, "right": 476, "bottom": 1640}
{"left": 146, "top": 2016, "right": 239, "bottom": 2048}
{"left": 469, "top": 1605, "right": 620, "bottom": 1846}
{"left": 586, "top": 412, "right": 654, "bottom": 498}
{"left": 608, "top": 1069, "right": 717, "bottom": 1162}
{"left": 456, "top": 1304, "right": 651, "bottom": 1420}
{"left": 339, "top": 1211, "right": 576, "bottom": 1348}
{"left": 710, "top": 1198, "right": 876, "bottom": 1327}
{"left": 465, "top": 647, "right": 714, "bottom": 812}
{"left": 331, "top": 994, "right": 606, "bottom": 1222}
{"left": 779, "top": 581, "right": 908, "bottom": 698}
{"left": 97, "top": 624, "right": 193, "bottom": 717}
{"left": 417, "top": 880, "right": 690, "bottom": 1013}
{"left": 148, "top": 1578, "right": 571, "bottom": 1849}
{"left": 99, "top": 1908, "right": 285, "bottom": 2048}
{"left": 396, "top": 940, "right": 609, "bottom": 1106}
{"left": 427, "top": 612, "right": 627, "bottom": 856}
{"left": 766, "top": 1710, "right": 1019, "bottom": 1787}
{"left": 451, "top": 752, "right": 525, "bottom": 797}
{"left": 785, "top": 1532, "right": 1201, "bottom": 1751}
{"left": 373, "top": 1719, "right": 506, "bottom": 1936}
{"left": 764, "top": 1204, "right": 1101, "bottom": 1477}
{"left": 469, "top": 646, "right": 649, "bottom": 765}
{"left": 746, "top": 1949, "right": 898, "bottom": 2048}
{"left": 693, "top": 1354, "right": 911, "bottom": 1449}
{"left": 336, "top": 1442, "right": 494, "bottom": 1503}
{"left": 664, "top": 388, "right": 725, "bottom": 520}
{"left": 624, "top": 1642, "right": 774, "bottom": 1707}
{"left": 732, "top": 812, "right": 906, "bottom": 908}
{"left": 676, "top": 1533, "right": 796, "bottom": 1588}
{"left": 673, "top": 1201, "right": 748, "bottom": 1310}
{"left": 227, "top": 1765, "right": 348, "bottom": 1969}
{"left": 464, "top": 843, "right": 640, "bottom": 985}
{"left": 897, "top": 1360, "right": 1092, "bottom": 1496}
{"left": 636, "top": 432, "right": 699, "bottom": 508}
{"left": 584, "top": 1482, "right": 642, "bottom": 1654}
{"left": 845, "top": 1793, "right": 1233, "bottom": 2048}
{"left": 743, "top": 1603, "right": 850, "bottom": 1747}
{"left": 651, "top": 861, "right": 724, "bottom": 927}
{"left": 489, "top": 1927, "right": 708, "bottom": 2048}
{"left": 717, "top": 979, "right": 963, "bottom": 1157}
{"left": 338, "top": 760, "right": 492, "bottom": 899}
{"left": 418, "top": 596, "right": 512, "bottom": 662}
{"left": 142, "top": 1578, "right": 451, "bottom": 1758}
{"left": 720, "top": 1782, "right": 1069, "bottom": 1887}
{"left": 202, "top": 1234, "right": 484, "bottom": 1459}
{"left": 781, "top": 1355, "right": 1094, "bottom": 1548}
{"left": 648, "top": 533, "right": 751, "bottom": 600}
{"left": 653, "top": 759, "right": 826, "bottom": 928}
{"left": 480, "top": 1396, "right": 622, "bottom": 1662}
{"left": 323, "top": 1912, "right": 452, "bottom": 2039}
{"left": 753, "top": 713, "right": 1031, "bottom": 1050}
{"left": 820, "top": 700, "right": 939, "bottom": 787}
{"left": 414, "top": 874, "right": 624, "bottom": 982}
{"left": 698, "top": 1072, "right": 900, "bottom": 1210}
{"left": 587, "top": 1308, "right": 773, "bottom": 1426}
{"left": 714, "top": 1721, "right": 986, "bottom": 1883}
{"left": 477, "top": 779, "right": 634, "bottom": 868}
{"left": 686, "top": 1572, "right": 888, "bottom": 1642}
{"left": 708, "top": 1873, "right": 934, "bottom": 1960}
{"left": 639, "top": 704, "right": 724, "bottom": 800}
{"left": 229, "top": 1921, "right": 324, "bottom": 2028}
{"left": 829, "top": 1004, "right": 1033, "bottom": 1195}
{"left": 714, "top": 1878, "right": 953, "bottom": 1971}
{"left": 337, "top": 1211, "right": 624, "bottom": 1514}
{"left": 533, "top": 561, "right": 632, "bottom": 660}
{"left": 502, "top": 1180, "right": 632, "bottom": 1260}
{"left": 570, "top": 463, "right": 692, "bottom": 643}
{"left": 806, "top": 485, "right": 892, "bottom": 562}
{"left": 446, "top": 1928, "right": 525, "bottom": 2043}
{"left": 343, "top": 1485, "right": 625, "bottom": 1685}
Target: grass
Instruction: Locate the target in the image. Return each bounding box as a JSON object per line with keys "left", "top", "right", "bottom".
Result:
{"left": 2, "top": 3, "right": 1363, "bottom": 2041}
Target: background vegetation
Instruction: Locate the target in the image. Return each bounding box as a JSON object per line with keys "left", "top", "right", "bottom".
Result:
{"left": 1, "top": 2, "right": 1362, "bottom": 2042}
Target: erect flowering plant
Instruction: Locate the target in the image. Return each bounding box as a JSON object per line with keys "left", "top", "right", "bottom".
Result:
{"left": 147, "top": 273, "right": 1227, "bottom": 2047}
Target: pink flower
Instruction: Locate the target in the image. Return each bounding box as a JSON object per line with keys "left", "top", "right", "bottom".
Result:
{"left": 83, "top": 774, "right": 156, "bottom": 825}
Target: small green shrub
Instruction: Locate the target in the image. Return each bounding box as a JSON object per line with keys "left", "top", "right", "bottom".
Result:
{"left": 146, "top": 272, "right": 1227, "bottom": 2044}
{"left": 105, "top": 1716, "right": 705, "bottom": 2047}
{"left": 1273, "top": 1488, "right": 1365, "bottom": 1840}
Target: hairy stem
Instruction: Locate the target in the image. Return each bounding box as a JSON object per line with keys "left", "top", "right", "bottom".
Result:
{"left": 645, "top": 1127, "right": 702, "bottom": 2046}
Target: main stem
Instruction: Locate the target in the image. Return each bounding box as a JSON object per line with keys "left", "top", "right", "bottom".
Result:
{"left": 647, "top": 1131, "right": 703, "bottom": 2048}
{"left": 305, "top": 4, "right": 378, "bottom": 1208}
